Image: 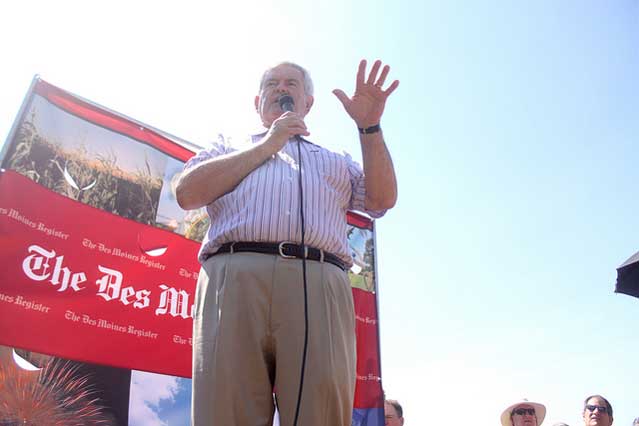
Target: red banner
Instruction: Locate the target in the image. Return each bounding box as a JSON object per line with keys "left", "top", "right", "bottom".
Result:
{"left": 353, "top": 289, "right": 383, "bottom": 408}
{"left": 0, "top": 170, "right": 200, "bottom": 377}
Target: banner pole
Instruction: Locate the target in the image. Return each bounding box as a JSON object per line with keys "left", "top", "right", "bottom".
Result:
{"left": 0, "top": 75, "right": 39, "bottom": 167}
{"left": 372, "top": 221, "right": 385, "bottom": 403}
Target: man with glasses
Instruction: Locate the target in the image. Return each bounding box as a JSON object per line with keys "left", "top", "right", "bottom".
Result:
{"left": 384, "top": 399, "right": 404, "bottom": 426}
{"left": 583, "top": 395, "right": 614, "bottom": 426}
{"left": 501, "top": 399, "right": 546, "bottom": 426}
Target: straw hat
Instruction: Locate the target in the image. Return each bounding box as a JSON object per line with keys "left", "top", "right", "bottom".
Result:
{"left": 500, "top": 399, "right": 546, "bottom": 426}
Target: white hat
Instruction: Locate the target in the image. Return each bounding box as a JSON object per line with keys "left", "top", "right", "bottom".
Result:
{"left": 500, "top": 399, "right": 546, "bottom": 426}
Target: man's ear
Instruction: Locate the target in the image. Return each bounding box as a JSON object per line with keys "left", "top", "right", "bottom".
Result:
{"left": 305, "top": 95, "right": 314, "bottom": 113}
{"left": 254, "top": 95, "right": 260, "bottom": 111}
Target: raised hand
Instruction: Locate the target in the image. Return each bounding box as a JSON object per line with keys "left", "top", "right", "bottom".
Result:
{"left": 332, "top": 59, "right": 399, "bottom": 128}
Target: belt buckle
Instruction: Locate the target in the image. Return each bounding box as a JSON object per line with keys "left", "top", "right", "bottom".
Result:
{"left": 278, "top": 242, "right": 298, "bottom": 259}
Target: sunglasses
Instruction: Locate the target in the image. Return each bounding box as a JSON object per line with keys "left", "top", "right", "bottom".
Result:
{"left": 513, "top": 408, "right": 536, "bottom": 416}
{"left": 586, "top": 405, "right": 609, "bottom": 414}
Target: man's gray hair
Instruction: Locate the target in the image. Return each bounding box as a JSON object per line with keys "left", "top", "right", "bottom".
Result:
{"left": 259, "top": 62, "right": 314, "bottom": 96}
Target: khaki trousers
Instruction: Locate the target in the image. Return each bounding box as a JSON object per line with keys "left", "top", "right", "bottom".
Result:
{"left": 192, "top": 252, "right": 356, "bottom": 426}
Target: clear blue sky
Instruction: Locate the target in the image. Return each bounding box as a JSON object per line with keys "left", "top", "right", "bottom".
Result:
{"left": 2, "top": 1, "right": 638, "bottom": 424}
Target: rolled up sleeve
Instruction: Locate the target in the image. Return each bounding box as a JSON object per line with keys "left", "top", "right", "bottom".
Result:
{"left": 345, "top": 152, "right": 387, "bottom": 219}
{"left": 183, "top": 134, "right": 232, "bottom": 171}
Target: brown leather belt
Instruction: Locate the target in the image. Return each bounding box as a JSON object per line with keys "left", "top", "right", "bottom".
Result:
{"left": 212, "top": 241, "right": 346, "bottom": 271}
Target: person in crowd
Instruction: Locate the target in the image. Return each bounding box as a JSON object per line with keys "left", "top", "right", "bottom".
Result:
{"left": 583, "top": 395, "right": 613, "bottom": 426}
{"left": 384, "top": 399, "right": 404, "bottom": 426}
{"left": 501, "top": 399, "right": 546, "bottom": 426}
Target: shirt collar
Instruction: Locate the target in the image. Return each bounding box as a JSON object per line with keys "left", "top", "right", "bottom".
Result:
{"left": 249, "top": 131, "right": 319, "bottom": 147}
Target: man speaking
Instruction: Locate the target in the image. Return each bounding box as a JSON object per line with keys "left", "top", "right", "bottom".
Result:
{"left": 177, "top": 59, "right": 398, "bottom": 426}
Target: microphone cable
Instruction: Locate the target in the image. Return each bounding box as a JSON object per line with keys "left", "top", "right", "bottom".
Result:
{"left": 278, "top": 94, "right": 309, "bottom": 426}
{"left": 292, "top": 134, "right": 309, "bottom": 426}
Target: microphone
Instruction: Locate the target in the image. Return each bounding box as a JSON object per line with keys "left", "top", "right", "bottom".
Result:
{"left": 278, "top": 95, "right": 295, "bottom": 112}
{"left": 278, "top": 94, "right": 302, "bottom": 143}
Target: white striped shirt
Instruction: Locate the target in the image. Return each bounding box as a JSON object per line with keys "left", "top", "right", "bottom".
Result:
{"left": 184, "top": 133, "right": 386, "bottom": 266}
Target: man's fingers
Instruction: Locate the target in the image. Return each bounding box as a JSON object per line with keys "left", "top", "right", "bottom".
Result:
{"left": 366, "top": 60, "right": 382, "bottom": 85}
{"left": 356, "top": 59, "right": 366, "bottom": 90}
{"left": 273, "top": 113, "right": 308, "bottom": 132}
{"left": 383, "top": 80, "right": 400, "bottom": 97}
{"left": 287, "top": 119, "right": 308, "bottom": 132}
{"left": 376, "top": 65, "right": 390, "bottom": 88}
{"left": 286, "top": 121, "right": 309, "bottom": 136}
{"left": 332, "top": 89, "right": 350, "bottom": 107}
